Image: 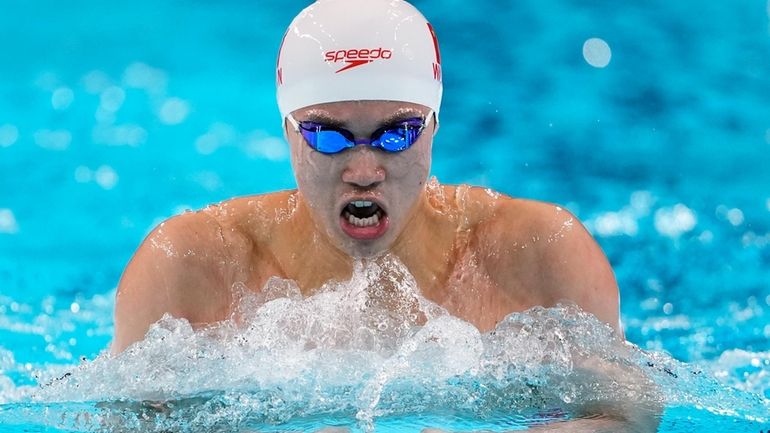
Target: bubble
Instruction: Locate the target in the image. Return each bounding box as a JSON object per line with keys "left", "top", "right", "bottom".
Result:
{"left": 663, "top": 303, "right": 674, "bottom": 315}
{"left": 99, "top": 86, "right": 125, "bottom": 112}
{"left": 195, "top": 122, "right": 236, "bottom": 155}
{"left": 0, "top": 209, "right": 19, "bottom": 234}
{"left": 94, "top": 165, "right": 118, "bottom": 190}
{"left": 0, "top": 124, "right": 19, "bottom": 147}
{"left": 195, "top": 133, "right": 219, "bottom": 155}
{"left": 582, "top": 37, "right": 612, "bottom": 68}
{"left": 191, "top": 171, "right": 223, "bottom": 192}
{"left": 654, "top": 204, "right": 696, "bottom": 238}
{"left": 592, "top": 211, "right": 638, "bottom": 237}
{"left": 92, "top": 124, "right": 147, "bottom": 146}
{"left": 81, "top": 70, "right": 112, "bottom": 94}
{"left": 726, "top": 208, "right": 744, "bottom": 226}
{"left": 51, "top": 87, "right": 74, "bottom": 110}
{"left": 74, "top": 166, "right": 92, "bottom": 183}
{"left": 243, "top": 132, "right": 289, "bottom": 161}
{"left": 630, "top": 190, "right": 655, "bottom": 215}
{"left": 640, "top": 298, "right": 659, "bottom": 311}
{"left": 34, "top": 71, "right": 59, "bottom": 91}
{"left": 69, "top": 303, "right": 80, "bottom": 314}
{"left": 698, "top": 230, "right": 714, "bottom": 244}
{"left": 158, "top": 97, "right": 190, "bottom": 125}
{"left": 123, "top": 62, "right": 167, "bottom": 95}
{"left": 33, "top": 129, "right": 71, "bottom": 151}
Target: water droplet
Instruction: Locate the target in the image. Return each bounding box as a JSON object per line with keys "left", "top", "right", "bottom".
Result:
{"left": 100, "top": 86, "right": 125, "bottom": 112}
{"left": 663, "top": 303, "right": 673, "bottom": 315}
{"left": 654, "top": 204, "right": 696, "bottom": 238}
{"left": 0, "top": 124, "right": 18, "bottom": 147}
{"left": 582, "top": 37, "right": 612, "bottom": 68}
{"left": 74, "top": 166, "right": 92, "bottom": 183}
{"left": 33, "top": 129, "right": 71, "bottom": 151}
{"left": 159, "top": 97, "right": 190, "bottom": 125}
{"left": 94, "top": 165, "right": 118, "bottom": 190}
{"left": 0, "top": 209, "right": 19, "bottom": 234}
{"left": 51, "top": 87, "right": 74, "bottom": 110}
{"left": 726, "top": 208, "right": 744, "bottom": 226}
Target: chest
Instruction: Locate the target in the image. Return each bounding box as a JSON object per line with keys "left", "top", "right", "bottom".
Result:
{"left": 418, "top": 248, "right": 542, "bottom": 332}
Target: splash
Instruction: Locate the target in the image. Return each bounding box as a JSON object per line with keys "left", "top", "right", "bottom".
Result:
{"left": 0, "top": 256, "right": 767, "bottom": 432}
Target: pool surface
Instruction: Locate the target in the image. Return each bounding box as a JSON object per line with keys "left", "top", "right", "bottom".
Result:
{"left": 1, "top": 0, "right": 769, "bottom": 431}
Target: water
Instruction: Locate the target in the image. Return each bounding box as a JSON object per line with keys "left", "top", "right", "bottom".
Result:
{"left": 1, "top": 0, "right": 770, "bottom": 431}
{"left": 0, "top": 257, "right": 766, "bottom": 432}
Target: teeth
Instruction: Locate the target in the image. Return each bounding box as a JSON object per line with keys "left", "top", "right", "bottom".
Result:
{"left": 344, "top": 210, "right": 381, "bottom": 228}
{"left": 352, "top": 200, "right": 373, "bottom": 208}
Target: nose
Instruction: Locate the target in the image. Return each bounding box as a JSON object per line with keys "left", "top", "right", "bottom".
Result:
{"left": 341, "top": 146, "right": 386, "bottom": 187}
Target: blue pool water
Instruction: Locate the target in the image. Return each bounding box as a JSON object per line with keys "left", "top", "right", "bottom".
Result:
{"left": 1, "top": 0, "right": 770, "bottom": 431}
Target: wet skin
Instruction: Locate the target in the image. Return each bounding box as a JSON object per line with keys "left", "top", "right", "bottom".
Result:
{"left": 112, "top": 100, "right": 622, "bottom": 353}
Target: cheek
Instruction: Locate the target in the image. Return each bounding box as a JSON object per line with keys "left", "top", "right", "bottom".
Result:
{"left": 291, "top": 145, "right": 338, "bottom": 207}
{"left": 389, "top": 142, "right": 432, "bottom": 188}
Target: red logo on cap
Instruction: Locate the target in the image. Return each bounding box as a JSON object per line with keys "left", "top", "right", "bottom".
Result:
{"left": 427, "top": 22, "right": 442, "bottom": 82}
{"left": 324, "top": 48, "right": 393, "bottom": 73}
{"left": 276, "top": 29, "right": 289, "bottom": 86}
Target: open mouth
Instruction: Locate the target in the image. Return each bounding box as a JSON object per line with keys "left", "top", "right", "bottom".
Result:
{"left": 339, "top": 200, "right": 389, "bottom": 240}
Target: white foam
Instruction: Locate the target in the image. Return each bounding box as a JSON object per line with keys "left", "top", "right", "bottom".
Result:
{"left": 0, "top": 255, "right": 767, "bottom": 431}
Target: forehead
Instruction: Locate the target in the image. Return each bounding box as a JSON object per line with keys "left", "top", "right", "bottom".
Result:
{"left": 291, "top": 100, "right": 430, "bottom": 124}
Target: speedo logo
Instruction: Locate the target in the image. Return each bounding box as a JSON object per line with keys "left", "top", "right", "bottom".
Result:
{"left": 324, "top": 48, "right": 393, "bottom": 73}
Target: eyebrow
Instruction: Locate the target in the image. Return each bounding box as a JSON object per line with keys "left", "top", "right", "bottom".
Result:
{"left": 301, "top": 112, "right": 346, "bottom": 127}
{"left": 300, "top": 109, "right": 425, "bottom": 129}
{"left": 379, "top": 109, "right": 424, "bottom": 126}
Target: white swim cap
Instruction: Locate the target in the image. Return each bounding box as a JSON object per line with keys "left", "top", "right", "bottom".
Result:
{"left": 276, "top": 0, "right": 443, "bottom": 119}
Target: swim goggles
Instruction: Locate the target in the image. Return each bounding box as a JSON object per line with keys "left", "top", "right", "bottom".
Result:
{"left": 286, "top": 110, "right": 434, "bottom": 154}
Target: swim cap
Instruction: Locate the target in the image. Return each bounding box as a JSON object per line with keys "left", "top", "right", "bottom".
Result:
{"left": 276, "top": 0, "right": 443, "bottom": 119}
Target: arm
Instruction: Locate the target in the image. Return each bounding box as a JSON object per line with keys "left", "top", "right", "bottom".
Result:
{"left": 478, "top": 199, "right": 660, "bottom": 431}
{"left": 483, "top": 198, "right": 622, "bottom": 336}
{"left": 111, "top": 211, "right": 233, "bottom": 354}
{"left": 533, "top": 203, "right": 623, "bottom": 337}
{"left": 528, "top": 203, "right": 661, "bottom": 430}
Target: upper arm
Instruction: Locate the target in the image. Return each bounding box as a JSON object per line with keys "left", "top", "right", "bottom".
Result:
{"left": 484, "top": 198, "right": 623, "bottom": 337}
{"left": 533, "top": 204, "right": 623, "bottom": 337}
{"left": 111, "top": 212, "right": 233, "bottom": 354}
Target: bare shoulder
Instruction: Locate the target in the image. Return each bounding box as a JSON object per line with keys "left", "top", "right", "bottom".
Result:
{"left": 112, "top": 207, "right": 244, "bottom": 354}
{"left": 112, "top": 191, "right": 300, "bottom": 354}
{"left": 472, "top": 192, "right": 623, "bottom": 336}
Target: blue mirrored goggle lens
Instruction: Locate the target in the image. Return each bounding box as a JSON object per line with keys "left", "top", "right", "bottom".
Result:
{"left": 298, "top": 118, "right": 426, "bottom": 154}
{"left": 299, "top": 126, "right": 354, "bottom": 154}
{"left": 375, "top": 123, "right": 422, "bottom": 152}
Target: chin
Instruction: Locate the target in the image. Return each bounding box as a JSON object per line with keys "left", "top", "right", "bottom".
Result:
{"left": 339, "top": 237, "right": 391, "bottom": 259}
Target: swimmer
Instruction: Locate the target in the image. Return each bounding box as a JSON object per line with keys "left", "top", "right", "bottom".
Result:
{"left": 112, "top": 0, "right": 659, "bottom": 430}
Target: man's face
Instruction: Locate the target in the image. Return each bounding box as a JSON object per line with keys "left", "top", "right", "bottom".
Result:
{"left": 286, "top": 100, "right": 435, "bottom": 258}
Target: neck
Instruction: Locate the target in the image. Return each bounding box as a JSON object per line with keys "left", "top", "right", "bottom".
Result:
{"left": 388, "top": 187, "right": 459, "bottom": 295}
{"left": 282, "top": 192, "right": 354, "bottom": 292}
{"left": 284, "top": 186, "right": 458, "bottom": 296}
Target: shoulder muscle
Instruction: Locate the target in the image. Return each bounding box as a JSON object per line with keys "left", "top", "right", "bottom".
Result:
{"left": 111, "top": 211, "right": 234, "bottom": 354}
{"left": 482, "top": 198, "right": 623, "bottom": 336}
